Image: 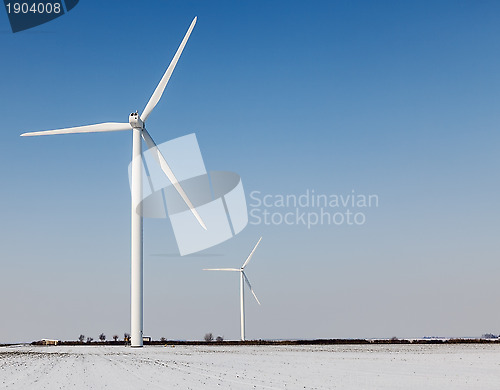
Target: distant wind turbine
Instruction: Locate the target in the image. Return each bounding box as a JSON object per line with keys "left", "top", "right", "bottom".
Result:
{"left": 21, "top": 17, "right": 205, "bottom": 347}
{"left": 204, "top": 237, "right": 262, "bottom": 341}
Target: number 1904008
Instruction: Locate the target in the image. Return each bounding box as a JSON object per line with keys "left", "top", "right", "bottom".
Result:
{"left": 6, "top": 3, "right": 62, "bottom": 14}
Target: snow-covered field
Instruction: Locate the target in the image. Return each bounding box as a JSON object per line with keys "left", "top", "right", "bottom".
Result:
{"left": 1, "top": 344, "right": 499, "bottom": 389}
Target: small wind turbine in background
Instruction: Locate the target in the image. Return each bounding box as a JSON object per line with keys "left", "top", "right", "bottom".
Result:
{"left": 21, "top": 17, "right": 205, "bottom": 347}
{"left": 204, "top": 237, "right": 262, "bottom": 341}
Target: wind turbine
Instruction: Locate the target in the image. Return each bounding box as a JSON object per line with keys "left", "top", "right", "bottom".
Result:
{"left": 204, "top": 237, "right": 262, "bottom": 341}
{"left": 21, "top": 17, "right": 205, "bottom": 348}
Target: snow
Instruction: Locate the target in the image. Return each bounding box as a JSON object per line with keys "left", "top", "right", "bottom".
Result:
{"left": 1, "top": 344, "right": 499, "bottom": 389}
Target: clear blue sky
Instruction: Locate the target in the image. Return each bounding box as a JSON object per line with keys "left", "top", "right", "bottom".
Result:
{"left": 1, "top": 1, "right": 499, "bottom": 343}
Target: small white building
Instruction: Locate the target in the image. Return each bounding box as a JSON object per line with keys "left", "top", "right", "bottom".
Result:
{"left": 41, "top": 339, "right": 59, "bottom": 346}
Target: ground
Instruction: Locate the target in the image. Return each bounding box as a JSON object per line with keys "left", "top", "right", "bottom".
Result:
{"left": 1, "top": 344, "right": 499, "bottom": 389}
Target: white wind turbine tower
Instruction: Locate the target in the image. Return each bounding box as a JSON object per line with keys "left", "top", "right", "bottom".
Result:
{"left": 21, "top": 17, "right": 205, "bottom": 348}
{"left": 204, "top": 237, "right": 262, "bottom": 341}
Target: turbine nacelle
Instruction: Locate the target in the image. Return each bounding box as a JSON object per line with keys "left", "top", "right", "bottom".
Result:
{"left": 129, "top": 112, "right": 144, "bottom": 129}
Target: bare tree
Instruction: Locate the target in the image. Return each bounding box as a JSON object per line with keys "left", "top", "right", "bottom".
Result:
{"left": 86, "top": 337, "right": 93, "bottom": 343}
{"left": 204, "top": 333, "right": 213, "bottom": 342}
{"left": 113, "top": 335, "right": 119, "bottom": 342}
{"left": 99, "top": 333, "right": 106, "bottom": 342}
{"left": 78, "top": 334, "right": 85, "bottom": 343}
{"left": 160, "top": 337, "right": 167, "bottom": 343}
{"left": 216, "top": 336, "right": 224, "bottom": 342}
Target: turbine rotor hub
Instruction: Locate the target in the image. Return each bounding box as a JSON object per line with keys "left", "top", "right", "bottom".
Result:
{"left": 129, "top": 111, "right": 144, "bottom": 129}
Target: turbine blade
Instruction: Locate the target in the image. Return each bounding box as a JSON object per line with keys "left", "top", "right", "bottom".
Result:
{"left": 203, "top": 268, "right": 240, "bottom": 271}
{"left": 141, "top": 128, "right": 207, "bottom": 230}
{"left": 140, "top": 17, "right": 197, "bottom": 122}
{"left": 241, "top": 237, "right": 262, "bottom": 269}
{"left": 21, "top": 122, "right": 132, "bottom": 137}
{"left": 242, "top": 271, "right": 261, "bottom": 305}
